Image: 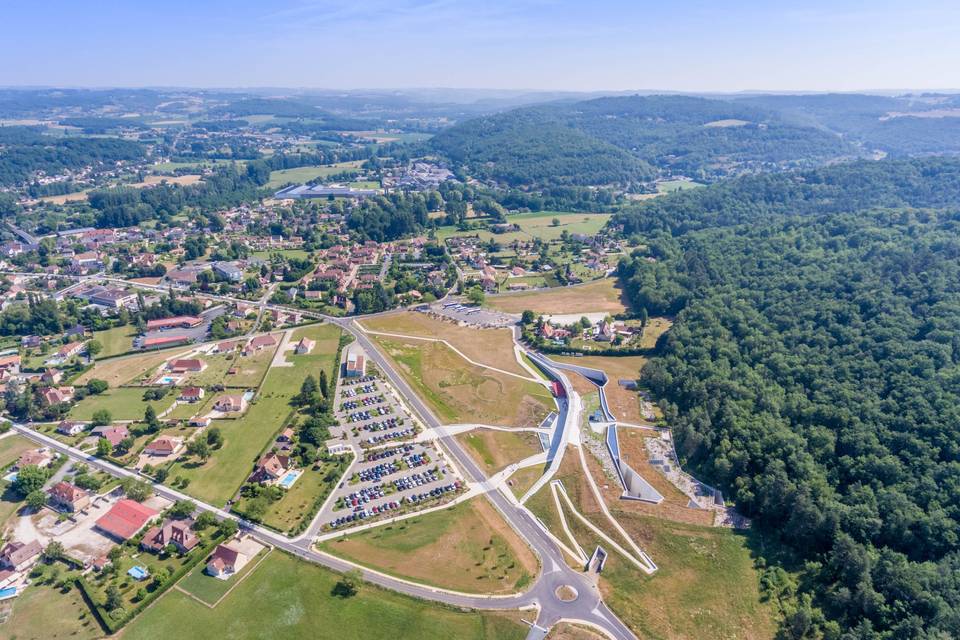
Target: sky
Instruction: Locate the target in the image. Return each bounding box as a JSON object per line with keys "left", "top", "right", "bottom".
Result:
{"left": 3, "top": 0, "right": 960, "bottom": 92}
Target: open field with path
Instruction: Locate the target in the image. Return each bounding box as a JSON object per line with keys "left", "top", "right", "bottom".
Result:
{"left": 360, "top": 311, "right": 528, "bottom": 376}
{"left": 372, "top": 337, "right": 553, "bottom": 427}
{"left": 320, "top": 498, "right": 538, "bottom": 594}
{"left": 456, "top": 429, "right": 542, "bottom": 474}
{"left": 123, "top": 551, "right": 526, "bottom": 640}
{"left": 266, "top": 161, "right": 364, "bottom": 189}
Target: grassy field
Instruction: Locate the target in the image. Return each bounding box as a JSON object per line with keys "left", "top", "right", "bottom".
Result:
{"left": 75, "top": 347, "right": 193, "bottom": 387}
{"left": 601, "top": 513, "right": 778, "bottom": 640}
{"left": 90, "top": 325, "right": 138, "bottom": 358}
{"left": 266, "top": 161, "right": 364, "bottom": 189}
{"left": 486, "top": 278, "right": 630, "bottom": 315}
{"left": 507, "top": 465, "right": 544, "bottom": 500}
{"left": 255, "top": 457, "right": 346, "bottom": 534}
{"left": 373, "top": 337, "right": 553, "bottom": 428}
{"left": 0, "top": 433, "right": 36, "bottom": 467}
{"left": 251, "top": 248, "right": 314, "bottom": 261}
{"left": 657, "top": 179, "right": 704, "bottom": 193}
{"left": 123, "top": 551, "right": 526, "bottom": 640}
{"left": 456, "top": 429, "right": 542, "bottom": 474}
{"left": 546, "top": 623, "right": 606, "bottom": 640}
{"left": 438, "top": 212, "right": 611, "bottom": 244}
{"left": 177, "top": 548, "right": 267, "bottom": 605}
{"left": 68, "top": 386, "right": 173, "bottom": 421}
{"left": 320, "top": 498, "right": 537, "bottom": 594}
{"left": 166, "top": 325, "right": 342, "bottom": 506}
{"left": 360, "top": 311, "right": 527, "bottom": 376}
{"left": 0, "top": 581, "right": 103, "bottom": 640}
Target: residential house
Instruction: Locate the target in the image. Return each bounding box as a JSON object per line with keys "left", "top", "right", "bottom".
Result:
{"left": 293, "top": 337, "right": 314, "bottom": 355}
{"left": 17, "top": 448, "right": 53, "bottom": 470}
{"left": 0, "top": 540, "right": 42, "bottom": 571}
{"left": 140, "top": 519, "right": 199, "bottom": 554}
{"left": 93, "top": 425, "right": 130, "bottom": 447}
{"left": 47, "top": 481, "right": 91, "bottom": 512}
{"left": 143, "top": 436, "right": 182, "bottom": 457}
{"left": 40, "top": 368, "right": 63, "bottom": 385}
{"left": 56, "top": 420, "right": 87, "bottom": 436}
{"left": 168, "top": 358, "right": 207, "bottom": 373}
{"left": 55, "top": 341, "right": 87, "bottom": 360}
{"left": 249, "top": 453, "right": 289, "bottom": 484}
{"left": 243, "top": 334, "right": 277, "bottom": 356}
{"left": 205, "top": 540, "right": 249, "bottom": 579}
{"left": 41, "top": 386, "right": 75, "bottom": 406}
{"left": 214, "top": 394, "right": 247, "bottom": 413}
{"left": 179, "top": 386, "right": 205, "bottom": 402}
{"left": 0, "top": 355, "right": 20, "bottom": 375}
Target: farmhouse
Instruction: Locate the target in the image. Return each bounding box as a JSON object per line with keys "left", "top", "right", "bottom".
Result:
{"left": 95, "top": 499, "right": 158, "bottom": 541}
{"left": 47, "top": 481, "right": 91, "bottom": 512}
{"left": 141, "top": 519, "right": 199, "bottom": 554}
{"left": 214, "top": 394, "right": 247, "bottom": 413}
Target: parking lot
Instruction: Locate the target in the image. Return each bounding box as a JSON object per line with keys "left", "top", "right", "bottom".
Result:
{"left": 318, "top": 370, "right": 465, "bottom": 532}
{"left": 428, "top": 302, "right": 516, "bottom": 328}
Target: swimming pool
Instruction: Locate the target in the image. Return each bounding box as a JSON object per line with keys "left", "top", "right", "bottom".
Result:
{"left": 277, "top": 470, "right": 302, "bottom": 490}
{"left": 2, "top": 471, "right": 17, "bottom": 483}
{"left": 157, "top": 375, "right": 177, "bottom": 385}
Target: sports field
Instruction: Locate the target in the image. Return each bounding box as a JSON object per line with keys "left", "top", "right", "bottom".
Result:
{"left": 123, "top": 552, "right": 526, "bottom": 640}
{"left": 456, "top": 429, "right": 543, "bottom": 474}
{"left": 373, "top": 337, "right": 553, "bottom": 428}
{"left": 486, "top": 278, "right": 630, "bottom": 315}
{"left": 320, "top": 498, "right": 538, "bottom": 594}
{"left": 360, "top": 311, "right": 527, "bottom": 376}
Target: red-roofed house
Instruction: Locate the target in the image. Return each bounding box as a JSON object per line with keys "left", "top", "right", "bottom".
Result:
{"left": 95, "top": 499, "right": 158, "bottom": 541}
{"left": 243, "top": 334, "right": 277, "bottom": 356}
{"left": 168, "top": 358, "right": 207, "bottom": 373}
{"left": 93, "top": 425, "right": 130, "bottom": 447}
{"left": 293, "top": 337, "right": 314, "bottom": 355}
{"left": 16, "top": 448, "right": 53, "bottom": 470}
{"left": 249, "top": 453, "right": 289, "bottom": 484}
{"left": 143, "top": 436, "right": 182, "bottom": 457}
{"left": 179, "top": 386, "right": 205, "bottom": 402}
{"left": 205, "top": 541, "right": 249, "bottom": 579}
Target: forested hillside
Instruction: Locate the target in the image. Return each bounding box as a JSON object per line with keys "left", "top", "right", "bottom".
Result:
{"left": 429, "top": 95, "right": 854, "bottom": 187}
{"left": 616, "top": 157, "right": 960, "bottom": 639}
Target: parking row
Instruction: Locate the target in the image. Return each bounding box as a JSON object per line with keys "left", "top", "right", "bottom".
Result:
{"left": 340, "top": 395, "right": 386, "bottom": 411}
{"left": 364, "top": 428, "right": 415, "bottom": 446}
{"left": 325, "top": 480, "right": 463, "bottom": 530}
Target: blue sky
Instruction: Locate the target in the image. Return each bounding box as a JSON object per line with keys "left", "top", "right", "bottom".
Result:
{"left": 3, "top": 0, "right": 959, "bottom": 91}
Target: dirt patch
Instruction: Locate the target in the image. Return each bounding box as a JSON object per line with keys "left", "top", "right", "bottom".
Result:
{"left": 556, "top": 355, "right": 648, "bottom": 424}
{"left": 547, "top": 622, "right": 607, "bottom": 640}
{"left": 361, "top": 311, "right": 527, "bottom": 376}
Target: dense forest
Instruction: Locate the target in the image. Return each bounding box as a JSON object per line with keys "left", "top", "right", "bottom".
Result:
{"left": 617, "top": 157, "right": 960, "bottom": 639}
{"left": 0, "top": 126, "right": 145, "bottom": 187}
{"left": 429, "top": 95, "right": 855, "bottom": 187}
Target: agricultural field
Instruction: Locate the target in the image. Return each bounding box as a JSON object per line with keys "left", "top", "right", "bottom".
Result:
{"left": 360, "top": 311, "right": 527, "bottom": 376}
{"left": 455, "top": 429, "right": 543, "bottom": 474}
{"left": 656, "top": 179, "right": 704, "bottom": 193}
{"left": 75, "top": 348, "right": 192, "bottom": 387}
{"left": 319, "top": 498, "right": 538, "bottom": 594}
{"left": 486, "top": 278, "right": 630, "bottom": 315}
{"left": 372, "top": 337, "right": 553, "bottom": 427}
{"left": 165, "top": 325, "right": 342, "bottom": 506}
{"left": 122, "top": 552, "right": 526, "bottom": 640}
{"left": 68, "top": 386, "right": 174, "bottom": 421}
{"left": 266, "top": 160, "right": 364, "bottom": 189}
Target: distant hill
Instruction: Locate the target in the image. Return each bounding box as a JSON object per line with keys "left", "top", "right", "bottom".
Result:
{"left": 429, "top": 94, "right": 857, "bottom": 187}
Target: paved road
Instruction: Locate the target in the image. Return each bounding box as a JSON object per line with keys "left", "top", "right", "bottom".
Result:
{"left": 2, "top": 272, "right": 637, "bottom": 639}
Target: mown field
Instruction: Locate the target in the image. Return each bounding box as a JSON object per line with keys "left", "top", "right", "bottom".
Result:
{"left": 319, "top": 498, "right": 538, "bottom": 594}
{"left": 372, "top": 337, "right": 553, "bottom": 427}
{"left": 455, "top": 429, "right": 543, "bottom": 474}
{"left": 68, "top": 386, "right": 173, "bottom": 421}
{"left": 75, "top": 347, "right": 192, "bottom": 387}
{"left": 0, "top": 581, "right": 102, "bottom": 640}
{"left": 437, "top": 212, "right": 611, "bottom": 244}
{"left": 122, "top": 552, "right": 526, "bottom": 640}
{"left": 486, "top": 278, "right": 630, "bottom": 315}
{"left": 360, "top": 311, "right": 527, "bottom": 376}
{"left": 266, "top": 160, "right": 365, "bottom": 189}
{"left": 90, "top": 325, "right": 138, "bottom": 358}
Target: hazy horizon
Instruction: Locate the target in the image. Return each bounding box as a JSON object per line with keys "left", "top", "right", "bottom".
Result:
{"left": 4, "top": 0, "right": 960, "bottom": 92}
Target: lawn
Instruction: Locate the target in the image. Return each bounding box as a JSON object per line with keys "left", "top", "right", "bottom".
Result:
{"left": 75, "top": 348, "right": 193, "bottom": 387}
{"left": 486, "top": 278, "right": 630, "bottom": 315}
{"left": 373, "top": 337, "right": 553, "bottom": 428}
{"left": 657, "top": 179, "right": 704, "bottom": 193}
{"left": 508, "top": 466, "right": 544, "bottom": 500}
{"left": 0, "top": 580, "right": 103, "bottom": 640}
{"left": 360, "top": 311, "right": 527, "bottom": 376}
{"left": 166, "top": 325, "right": 342, "bottom": 506}
{"left": 0, "top": 433, "right": 37, "bottom": 467}
{"left": 91, "top": 325, "right": 138, "bottom": 358}
{"left": 250, "top": 248, "right": 314, "bottom": 261}
{"left": 455, "top": 429, "right": 542, "bottom": 474}
{"left": 68, "top": 387, "right": 173, "bottom": 421}
{"left": 177, "top": 548, "right": 267, "bottom": 605}
{"left": 319, "top": 498, "right": 538, "bottom": 594}
{"left": 123, "top": 552, "right": 526, "bottom": 640}
{"left": 438, "top": 212, "right": 611, "bottom": 244}
{"left": 266, "top": 161, "right": 364, "bottom": 189}
{"left": 244, "top": 457, "right": 348, "bottom": 535}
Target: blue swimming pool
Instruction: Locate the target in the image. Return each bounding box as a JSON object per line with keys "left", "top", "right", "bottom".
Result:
{"left": 128, "top": 566, "right": 149, "bottom": 581}
{"left": 278, "top": 470, "right": 301, "bottom": 489}
{"left": 2, "top": 471, "right": 17, "bottom": 483}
